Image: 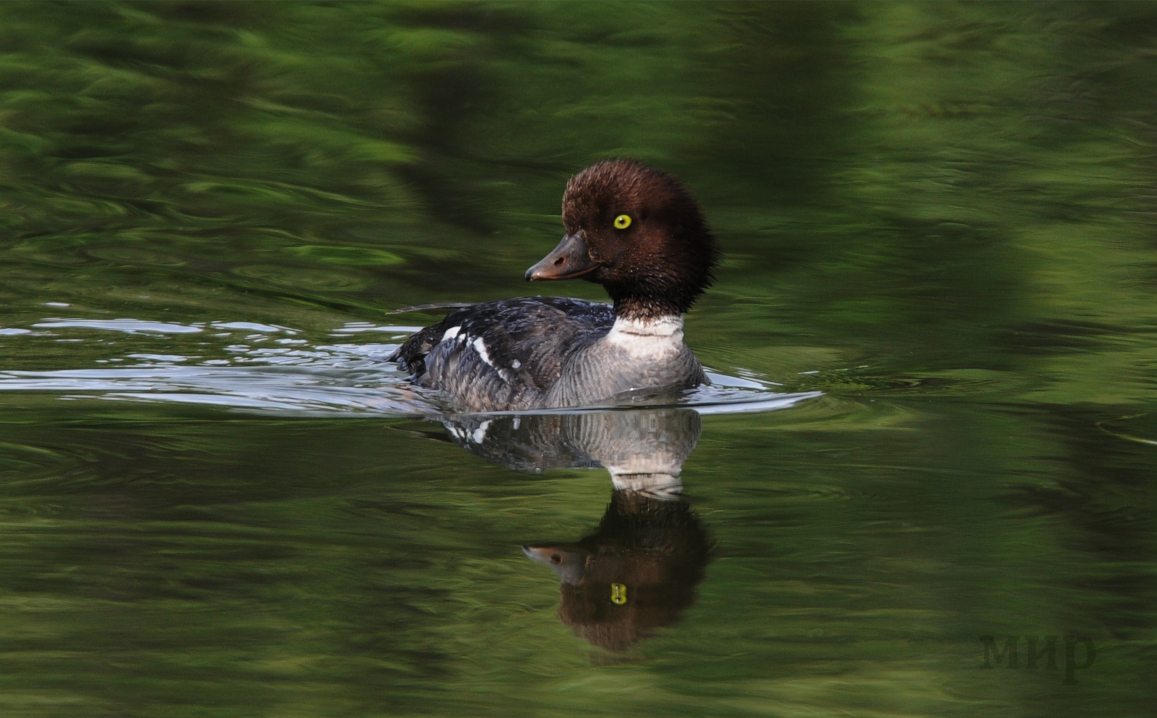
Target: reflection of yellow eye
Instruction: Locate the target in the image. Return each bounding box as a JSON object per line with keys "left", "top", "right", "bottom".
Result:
{"left": 611, "top": 583, "right": 628, "bottom": 604}
{"left": 613, "top": 214, "right": 632, "bottom": 230}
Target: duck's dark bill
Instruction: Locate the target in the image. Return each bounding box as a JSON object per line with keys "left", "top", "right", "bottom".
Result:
{"left": 525, "top": 230, "right": 600, "bottom": 281}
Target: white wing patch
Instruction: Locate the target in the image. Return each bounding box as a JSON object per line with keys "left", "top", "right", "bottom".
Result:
{"left": 467, "top": 335, "right": 513, "bottom": 383}
{"left": 441, "top": 325, "right": 461, "bottom": 342}
{"left": 472, "top": 337, "right": 493, "bottom": 368}
{"left": 470, "top": 336, "right": 513, "bottom": 383}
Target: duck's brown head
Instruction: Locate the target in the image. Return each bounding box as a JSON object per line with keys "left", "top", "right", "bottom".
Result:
{"left": 526, "top": 159, "right": 718, "bottom": 321}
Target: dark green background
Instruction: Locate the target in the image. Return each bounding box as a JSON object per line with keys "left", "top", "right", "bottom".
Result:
{"left": 1, "top": 2, "right": 1154, "bottom": 716}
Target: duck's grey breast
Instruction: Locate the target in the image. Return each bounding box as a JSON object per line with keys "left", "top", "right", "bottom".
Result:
{"left": 543, "top": 336, "right": 706, "bottom": 409}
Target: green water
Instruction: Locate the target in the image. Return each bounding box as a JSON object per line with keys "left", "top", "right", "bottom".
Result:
{"left": 1, "top": 2, "right": 1155, "bottom": 715}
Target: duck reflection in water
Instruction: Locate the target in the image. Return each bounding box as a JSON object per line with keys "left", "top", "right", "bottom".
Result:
{"left": 442, "top": 408, "right": 711, "bottom": 652}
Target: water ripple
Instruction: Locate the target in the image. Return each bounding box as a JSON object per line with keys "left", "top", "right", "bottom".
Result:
{"left": 0, "top": 318, "right": 819, "bottom": 417}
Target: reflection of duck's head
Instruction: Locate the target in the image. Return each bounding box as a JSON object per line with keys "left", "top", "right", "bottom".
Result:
{"left": 524, "top": 489, "right": 711, "bottom": 652}
{"left": 443, "top": 408, "right": 710, "bottom": 650}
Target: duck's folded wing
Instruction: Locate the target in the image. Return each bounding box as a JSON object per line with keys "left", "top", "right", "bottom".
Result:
{"left": 390, "top": 297, "right": 614, "bottom": 410}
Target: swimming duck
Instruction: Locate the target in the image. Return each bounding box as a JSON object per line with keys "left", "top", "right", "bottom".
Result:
{"left": 389, "top": 159, "right": 718, "bottom": 412}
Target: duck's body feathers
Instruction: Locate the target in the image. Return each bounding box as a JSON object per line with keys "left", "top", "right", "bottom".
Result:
{"left": 390, "top": 296, "right": 707, "bottom": 412}
{"left": 391, "top": 296, "right": 613, "bottom": 411}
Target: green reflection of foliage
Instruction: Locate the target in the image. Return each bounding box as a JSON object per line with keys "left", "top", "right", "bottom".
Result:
{"left": 0, "top": 1, "right": 1154, "bottom": 373}
{"left": 288, "top": 245, "right": 404, "bottom": 267}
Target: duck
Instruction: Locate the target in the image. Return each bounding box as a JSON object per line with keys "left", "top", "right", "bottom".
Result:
{"left": 389, "top": 158, "right": 718, "bottom": 412}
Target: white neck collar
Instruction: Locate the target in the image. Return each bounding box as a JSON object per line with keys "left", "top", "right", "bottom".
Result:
{"left": 609, "top": 315, "right": 684, "bottom": 337}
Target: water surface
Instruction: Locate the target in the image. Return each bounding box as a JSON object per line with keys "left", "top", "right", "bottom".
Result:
{"left": 1, "top": 3, "right": 1155, "bottom": 716}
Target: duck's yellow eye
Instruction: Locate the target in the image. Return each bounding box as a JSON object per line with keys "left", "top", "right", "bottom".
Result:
{"left": 613, "top": 214, "right": 632, "bottom": 230}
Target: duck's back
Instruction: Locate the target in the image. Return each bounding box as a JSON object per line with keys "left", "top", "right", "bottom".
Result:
{"left": 390, "top": 296, "right": 615, "bottom": 411}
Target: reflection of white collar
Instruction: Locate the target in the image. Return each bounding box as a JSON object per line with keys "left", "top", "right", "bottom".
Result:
{"left": 609, "top": 472, "right": 683, "bottom": 501}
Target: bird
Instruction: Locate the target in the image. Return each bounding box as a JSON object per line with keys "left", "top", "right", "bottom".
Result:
{"left": 389, "top": 158, "right": 718, "bottom": 412}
